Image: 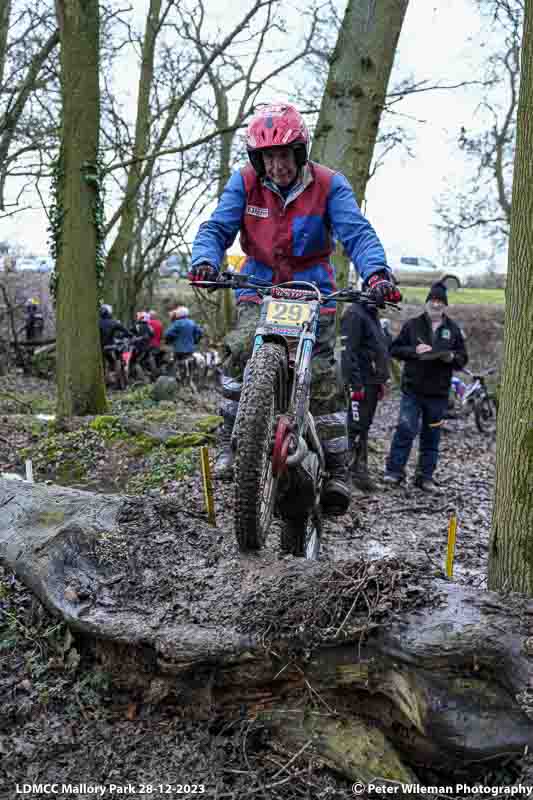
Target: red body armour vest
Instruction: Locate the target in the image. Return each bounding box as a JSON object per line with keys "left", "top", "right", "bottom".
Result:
{"left": 239, "top": 162, "right": 335, "bottom": 284}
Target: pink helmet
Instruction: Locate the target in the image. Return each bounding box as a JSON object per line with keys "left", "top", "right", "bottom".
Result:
{"left": 136, "top": 311, "right": 150, "bottom": 322}
{"left": 246, "top": 103, "right": 310, "bottom": 176}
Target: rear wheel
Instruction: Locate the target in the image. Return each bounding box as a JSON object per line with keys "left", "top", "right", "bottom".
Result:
{"left": 234, "top": 343, "right": 286, "bottom": 552}
{"left": 474, "top": 395, "right": 497, "bottom": 435}
{"left": 281, "top": 507, "right": 321, "bottom": 560}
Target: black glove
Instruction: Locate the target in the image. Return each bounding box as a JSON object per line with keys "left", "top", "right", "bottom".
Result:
{"left": 366, "top": 271, "right": 402, "bottom": 306}
{"left": 188, "top": 262, "right": 217, "bottom": 282}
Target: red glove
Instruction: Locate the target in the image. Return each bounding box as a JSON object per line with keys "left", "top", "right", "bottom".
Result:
{"left": 188, "top": 262, "right": 217, "bottom": 282}
{"left": 377, "top": 384, "right": 385, "bottom": 402}
{"left": 351, "top": 387, "right": 365, "bottom": 402}
{"left": 366, "top": 272, "right": 402, "bottom": 306}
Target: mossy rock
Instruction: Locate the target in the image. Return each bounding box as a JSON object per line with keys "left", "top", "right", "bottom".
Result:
{"left": 32, "top": 345, "right": 56, "bottom": 379}
{"left": 152, "top": 376, "right": 177, "bottom": 402}
{"left": 144, "top": 404, "right": 178, "bottom": 424}
{"left": 164, "top": 432, "right": 211, "bottom": 450}
{"left": 89, "top": 416, "right": 124, "bottom": 436}
{"left": 56, "top": 460, "right": 86, "bottom": 483}
{"left": 194, "top": 415, "right": 223, "bottom": 434}
{"left": 127, "top": 435, "right": 160, "bottom": 457}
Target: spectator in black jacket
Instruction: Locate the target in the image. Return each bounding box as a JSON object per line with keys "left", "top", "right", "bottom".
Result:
{"left": 341, "top": 301, "right": 390, "bottom": 491}
{"left": 24, "top": 298, "right": 44, "bottom": 342}
{"left": 384, "top": 282, "right": 468, "bottom": 492}
{"left": 99, "top": 304, "right": 129, "bottom": 368}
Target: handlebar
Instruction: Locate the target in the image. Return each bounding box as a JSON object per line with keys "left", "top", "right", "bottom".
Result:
{"left": 461, "top": 367, "right": 496, "bottom": 379}
{"left": 190, "top": 272, "right": 400, "bottom": 309}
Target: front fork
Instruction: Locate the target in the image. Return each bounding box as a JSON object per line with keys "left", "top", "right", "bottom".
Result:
{"left": 272, "top": 329, "right": 325, "bottom": 475}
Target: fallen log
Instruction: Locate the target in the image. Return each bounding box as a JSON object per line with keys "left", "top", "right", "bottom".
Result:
{"left": 1, "top": 478, "right": 532, "bottom": 784}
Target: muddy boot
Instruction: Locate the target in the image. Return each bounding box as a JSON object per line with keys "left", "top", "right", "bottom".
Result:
{"left": 351, "top": 435, "right": 376, "bottom": 492}
{"left": 414, "top": 475, "right": 441, "bottom": 494}
{"left": 322, "top": 451, "right": 350, "bottom": 515}
{"left": 214, "top": 419, "right": 235, "bottom": 481}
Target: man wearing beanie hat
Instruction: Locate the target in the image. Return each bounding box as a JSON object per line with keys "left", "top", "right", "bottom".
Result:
{"left": 384, "top": 281, "right": 468, "bottom": 491}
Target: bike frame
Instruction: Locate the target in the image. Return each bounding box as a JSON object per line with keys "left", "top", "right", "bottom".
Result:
{"left": 253, "top": 290, "right": 321, "bottom": 440}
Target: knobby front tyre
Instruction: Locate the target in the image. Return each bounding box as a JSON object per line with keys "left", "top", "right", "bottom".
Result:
{"left": 234, "top": 342, "right": 286, "bottom": 552}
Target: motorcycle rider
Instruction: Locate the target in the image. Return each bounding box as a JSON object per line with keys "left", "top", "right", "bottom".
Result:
{"left": 148, "top": 309, "right": 164, "bottom": 368}
{"left": 99, "top": 304, "right": 129, "bottom": 371}
{"left": 189, "top": 103, "right": 400, "bottom": 514}
{"left": 164, "top": 306, "right": 204, "bottom": 363}
{"left": 129, "top": 311, "right": 155, "bottom": 376}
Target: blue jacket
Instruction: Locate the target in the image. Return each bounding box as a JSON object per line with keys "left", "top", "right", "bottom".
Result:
{"left": 191, "top": 161, "right": 390, "bottom": 310}
{"left": 164, "top": 318, "right": 203, "bottom": 354}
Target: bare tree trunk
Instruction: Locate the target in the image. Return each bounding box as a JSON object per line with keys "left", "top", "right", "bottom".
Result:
{"left": 103, "top": 0, "right": 162, "bottom": 317}
{"left": 0, "top": 0, "right": 11, "bottom": 92}
{"left": 310, "top": 0, "right": 409, "bottom": 291}
{"left": 488, "top": 0, "right": 533, "bottom": 596}
{"left": 311, "top": 0, "right": 409, "bottom": 203}
{"left": 54, "top": 0, "right": 106, "bottom": 417}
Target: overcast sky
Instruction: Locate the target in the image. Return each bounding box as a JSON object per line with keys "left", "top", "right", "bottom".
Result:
{"left": 3, "top": 0, "right": 506, "bottom": 276}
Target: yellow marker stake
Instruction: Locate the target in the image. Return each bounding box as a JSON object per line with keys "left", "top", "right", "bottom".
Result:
{"left": 200, "top": 446, "right": 216, "bottom": 527}
{"left": 446, "top": 513, "right": 458, "bottom": 578}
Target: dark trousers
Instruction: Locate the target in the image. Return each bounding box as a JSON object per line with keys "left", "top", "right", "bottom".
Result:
{"left": 386, "top": 392, "right": 449, "bottom": 480}
{"left": 347, "top": 384, "right": 380, "bottom": 445}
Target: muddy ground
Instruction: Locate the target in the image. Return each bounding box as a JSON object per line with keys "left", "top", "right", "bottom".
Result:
{"left": 1, "top": 372, "right": 531, "bottom": 798}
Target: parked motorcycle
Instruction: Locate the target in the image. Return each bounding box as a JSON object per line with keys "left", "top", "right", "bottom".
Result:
{"left": 449, "top": 368, "right": 497, "bottom": 435}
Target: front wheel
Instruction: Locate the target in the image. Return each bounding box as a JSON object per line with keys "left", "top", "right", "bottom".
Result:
{"left": 474, "top": 394, "right": 497, "bottom": 435}
{"left": 281, "top": 507, "right": 321, "bottom": 560}
{"left": 234, "top": 342, "right": 286, "bottom": 552}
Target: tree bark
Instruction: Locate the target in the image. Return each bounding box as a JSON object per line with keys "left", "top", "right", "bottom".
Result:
{"left": 311, "top": 0, "right": 409, "bottom": 204}
{"left": 103, "top": 0, "right": 162, "bottom": 317}
{"left": 488, "top": 0, "right": 533, "bottom": 595}
{"left": 54, "top": 0, "right": 106, "bottom": 417}
{"left": 310, "top": 0, "right": 409, "bottom": 293}
{"left": 0, "top": 0, "right": 10, "bottom": 93}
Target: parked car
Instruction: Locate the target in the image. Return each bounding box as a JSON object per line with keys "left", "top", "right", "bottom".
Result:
{"left": 392, "top": 257, "right": 461, "bottom": 289}
{"left": 14, "top": 257, "right": 53, "bottom": 273}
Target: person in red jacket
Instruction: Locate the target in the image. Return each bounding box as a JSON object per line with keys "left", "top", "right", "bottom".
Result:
{"left": 189, "top": 103, "right": 400, "bottom": 513}
{"left": 148, "top": 310, "right": 163, "bottom": 348}
{"left": 147, "top": 309, "right": 164, "bottom": 369}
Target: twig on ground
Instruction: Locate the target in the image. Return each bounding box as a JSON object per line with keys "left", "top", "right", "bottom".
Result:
{"left": 271, "top": 739, "right": 312, "bottom": 779}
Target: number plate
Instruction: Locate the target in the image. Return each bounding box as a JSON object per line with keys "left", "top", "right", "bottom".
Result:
{"left": 265, "top": 300, "right": 311, "bottom": 326}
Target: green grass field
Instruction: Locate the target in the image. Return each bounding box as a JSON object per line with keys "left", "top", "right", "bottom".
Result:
{"left": 399, "top": 287, "right": 505, "bottom": 305}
